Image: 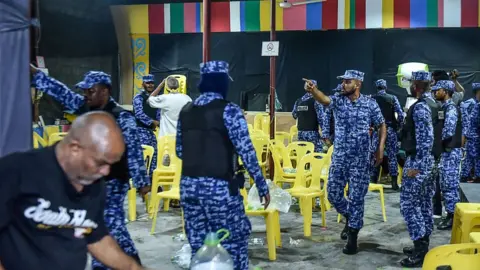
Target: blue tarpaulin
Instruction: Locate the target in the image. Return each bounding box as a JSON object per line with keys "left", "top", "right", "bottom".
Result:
{"left": 0, "top": 0, "right": 32, "bottom": 157}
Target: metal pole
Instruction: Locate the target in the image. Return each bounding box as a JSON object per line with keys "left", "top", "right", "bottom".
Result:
{"left": 268, "top": 0, "right": 276, "bottom": 177}
{"left": 202, "top": 0, "right": 211, "bottom": 62}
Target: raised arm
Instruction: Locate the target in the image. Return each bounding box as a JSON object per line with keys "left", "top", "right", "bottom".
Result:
{"left": 224, "top": 103, "right": 269, "bottom": 197}
{"left": 303, "top": 79, "right": 331, "bottom": 106}
{"left": 117, "top": 112, "right": 150, "bottom": 189}
{"left": 31, "top": 70, "right": 85, "bottom": 111}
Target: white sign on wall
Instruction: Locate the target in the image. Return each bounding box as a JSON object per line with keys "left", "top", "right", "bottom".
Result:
{"left": 261, "top": 41, "right": 279, "bottom": 56}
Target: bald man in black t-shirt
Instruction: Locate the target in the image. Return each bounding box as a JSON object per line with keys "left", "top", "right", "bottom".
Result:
{"left": 0, "top": 112, "right": 145, "bottom": 270}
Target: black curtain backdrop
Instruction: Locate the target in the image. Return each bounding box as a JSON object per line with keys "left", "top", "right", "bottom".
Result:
{"left": 150, "top": 28, "right": 480, "bottom": 111}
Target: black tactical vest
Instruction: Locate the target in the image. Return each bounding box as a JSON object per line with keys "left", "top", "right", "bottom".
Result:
{"left": 296, "top": 98, "right": 318, "bottom": 131}
{"left": 373, "top": 94, "right": 398, "bottom": 129}
{"left": 179, "top": 99, "right": 236, "bottom": 181}
{"left": 400, "top": 99, "right": 423, "bottom": 157}
{"left": 102, "top": 102, "right": 131, "bottom": 182}
{"left": 425, "top": 98, "right": 443, "bottom": 159}
{"left": 442, "top": 103, "right": 463, "bottom": 151}
{"left": 133, "top": 91, "right": 158, "bottom": 129}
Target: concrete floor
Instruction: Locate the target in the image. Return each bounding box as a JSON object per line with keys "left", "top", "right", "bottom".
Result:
{"left": 127, "top": 186, "right": 451, "bottom": 270}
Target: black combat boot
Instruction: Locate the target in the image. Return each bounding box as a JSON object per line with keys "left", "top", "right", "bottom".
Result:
{"left": 437, "top": 212, "right": 454, "bottom": 230}
{"left": 400, "top": 238, "right": 428, "bottom": 267}
{"left": 342, "top": 227, "right": 360, "bottom": 255}
{"left": 460, "top": 176, "right": 468, "bottom": 183}
{"left": 403, "top": 235, "right": 429, "bottom": 255}
{"left": 340, "top": 215, "right": 349, "bottom": 240}
{"left": 391, "top": 176, "right": 399, "bottom": 191}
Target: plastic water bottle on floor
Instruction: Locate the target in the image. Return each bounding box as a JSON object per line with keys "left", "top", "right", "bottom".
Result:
{"left": 190, "top": 229, "right": 234, "bottom": 270}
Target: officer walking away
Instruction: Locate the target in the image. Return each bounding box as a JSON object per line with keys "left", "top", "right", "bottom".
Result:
{"left": 304, "top": 70, "right": 386, "bottom": 255}
{"left": 0, "top": 112, "right": 144, "bottom": 270}
{"left": 370, "top": 79, "right": 405, "bottom": 190}
{"left": 431, "top": 80, "right": 462, "bottom": 230}
{"left": 399, "top": 71, "right": 434, "bottom": 267}
{"left": 460, "top": 83, "right": 480, "bottom": 182}
{"left": 178, "top": 61, "right": 270, "bottom": 270}
{"left": 31, "top": 67, "right": 151, "bottom": 269}
{"left": 133, "top": 74, "right": 160, "bottom": 179}
{"left": 292, "top": 79, "right": 326, "bottom": 152}
{"left": 321, "top": 84, "right": 342, "bottom": 147}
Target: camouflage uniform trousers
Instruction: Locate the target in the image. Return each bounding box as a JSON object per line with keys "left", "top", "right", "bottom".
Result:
{"left": 439, "top": 149, "right": 462, "bottom": 213}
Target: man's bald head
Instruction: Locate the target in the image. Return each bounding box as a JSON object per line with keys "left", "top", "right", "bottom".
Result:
{"left": 58, "top": 111, "right": 125, "bottom": 186}
{"left": 65, "top": 111, "right": 124, "bottom": 154}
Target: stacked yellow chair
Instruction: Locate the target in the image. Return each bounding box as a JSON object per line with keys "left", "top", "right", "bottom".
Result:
{"left": 451, "top": 203, "right": 480, "bottom": 244}
{"left": 127, "top": 145, "right": 155, "bottom": 222}
{"left": 422, "top": 243, "right": 480, "bottom": 270}
{"left": 48, "top": 132, "right": 68, "bottom": 146}
{"left": 33, "top": 132, "right": 47, "bottom": 148}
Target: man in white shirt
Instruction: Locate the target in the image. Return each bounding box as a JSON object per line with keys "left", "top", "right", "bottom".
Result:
{"left": 147, "top": 77, "right": 192, "bottom": 137}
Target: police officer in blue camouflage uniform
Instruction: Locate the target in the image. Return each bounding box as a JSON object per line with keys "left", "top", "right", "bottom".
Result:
{"left": 370, "top": 79, "right": 404, "bottom": 190}
{"left": 321, "top": 84, "right": 342, "bottom": 146}
{"left": 292, "top": 79, "right": 325, "bottom": 152}
{"left": 30, "top": 67, "right": 151, "bottom": 269}
{"left": 460, "top": 83, "right": 480, "bottom": 182}
{"left": 132, "top": 74, "right": 160, "bottom": 179}
{"left": 304, "top": 70, "right": 386, "bottom": 255}
{"left": 431, "top": 80, "right": 463, "bottom": 230}
{"left": 399, "top": 71, "right": 434, "bottom": 267}
{"left": 177, "top": 61, "right": 270, "bottom": 270}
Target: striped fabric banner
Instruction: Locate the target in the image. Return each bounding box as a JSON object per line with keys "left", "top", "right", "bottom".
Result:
{"left": 143, "top": 0, "right": 480, "bottom": 34}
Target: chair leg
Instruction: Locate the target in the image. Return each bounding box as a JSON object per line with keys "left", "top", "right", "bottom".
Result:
{"left": 274, "top": 211, "right": 282, "bottom": 248}
{"left": 264, "top": 214, "right": 277, "bottom": 261}
{"left": 303, "top": 197, "right": 313, "bottom": 237}
{"left": 163, "top": 199, "right": 170, "bottom": 212}
{"left": 127, "top": 188, "right": 137, "bottom": 222}
{"left": 181, "top": 209, "right": 185, "bottom": 235}
{"left": 150, "top": 197, "right": 161, "bottom": 235}
{"left": 320, "top": 195, "right": 327, "bottom": 228}
{"left": 379, "top": 188, "right": 387, "bottom": 222}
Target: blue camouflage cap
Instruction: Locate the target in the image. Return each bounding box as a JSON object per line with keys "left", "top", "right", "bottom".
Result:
{"left": 200, "top": 60, "right": 233, "bottom": 81}
{"left": 75, "top": 71, "right": 112, "bottom": 89}
{"left": 375, "top": 79, "right": 387, "bottom": 89}
{"left": 337, "top": 70, "right": 364, "bottom": 82}
{"left": 142, "top": 74, "right": 155, "bottom": 83}
{"left": 411, "top": 71, "right": 432, "bottom": 81}
{"left": 431, "top": 80, "right": 455, "bottom": 93}
{"left": 472, "top": 83, "right": 480, "bottom": 92}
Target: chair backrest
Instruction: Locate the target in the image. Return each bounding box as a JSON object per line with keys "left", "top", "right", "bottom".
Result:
{"left": 156, "top": 135, "right": 178, "bottom": 168}
{"left": 422, "top": 243, "right": 480, "bottom": 270}
{"left": 254, "top": 113, "right": 270, "bottom": 135}
{"left": 270, "top": 139, "right": 292, "bottom": 168}
{"left": 141, "top": 145, "right": 155, "bottom": 174}
{"left": 290, "top": 153, "right": 314, "bottom": 189}
{"left": 48, "top": 132, "right": 68, "bottom": 146}
{"left": 309, "top": 153, "right": 329, "bottom": 190}
{"left": 289, "top": 125, "right": 298, "bottom": 142}
{"left": 287, "top": 141, "right": 315, "bottom": 167}
{"left": 250, "top": 135, "right": 269, "bottom": 163}
{"left": 275, "top": 131, "right": 290, "bottom": 146}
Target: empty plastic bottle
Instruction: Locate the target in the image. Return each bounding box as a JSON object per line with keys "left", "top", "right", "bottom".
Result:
{"left": 190, "top": 229, "right": 234, "bottom": 270}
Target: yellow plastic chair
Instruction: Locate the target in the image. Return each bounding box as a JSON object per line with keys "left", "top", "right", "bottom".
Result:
{"left": 150, "top": 135, "right": 179, "bottom": 216}
{"left": 33, "top": 132, "right": 47, "bottom": 149}
{"left": 128, "top": 145, "right": 155, "bottom": 222}
{"left": 241, "top": 188, "right": 281, "bottom": 261}
{"left": 48, "top": 132, "right": 67, "bottom": 146}
{"left": 451, "top": 203, "right": 480, "bottom": 244}
{"left": 319, "top": 146, "right": 333, "bottom": 211}
{"left": 285, "top": 153, "right": 328, "bottom": 236}
{"left": 286, "top": 141, "right": 315, "bottom": 168}
{"left": 422, "top": 243, "right": 480, "bottom": 270}
{"left": 337, "top": 182, "right": 387, "bottom": 223}
{"left": 44, "top": 125, "right": 61, "bottom": 140}
{"left": 289, "top": 125, "right": 298, "bottom": 142}
{"left": 150, "top": 159, "right": 184, "bottom": 235}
